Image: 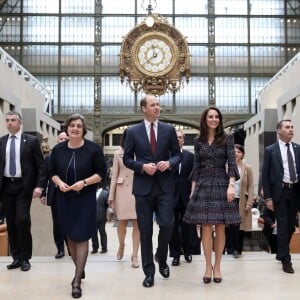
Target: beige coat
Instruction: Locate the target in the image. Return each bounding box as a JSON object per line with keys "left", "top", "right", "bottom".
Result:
{"left": 238, "top": 161, "right": 255, "bottom": 231}
{"left": 108, "top": 148, "right": 137, "bottom": 220}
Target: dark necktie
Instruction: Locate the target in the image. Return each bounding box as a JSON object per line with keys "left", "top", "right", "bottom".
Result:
{"left": 150, "top": 123, "right": 157, "bottom": 154}
{"left": 9, "top": 135, "right": 16, "bottom": 177}
{"left": 286, "top": 143, "right": 296, "bottom": 182}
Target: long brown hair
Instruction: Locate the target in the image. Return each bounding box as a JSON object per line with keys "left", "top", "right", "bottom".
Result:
{"left": 198, "top": 106, "right": 226, "bottom": 146}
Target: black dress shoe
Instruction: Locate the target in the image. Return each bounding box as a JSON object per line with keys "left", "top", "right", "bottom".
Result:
{"left": 100, "top": 249, "right": 107, "bottom": 253}
{"left": 143, "top": 275, "right": 154, "bottom": 288}
{"left": 7, "top": 259, "right": 21, "bottom": 270}
{"left": 91, "top": 248, "right": 98, "bottom": 254}
{"left": 184, "top": 254, "right": 192, "bottom": 263}
{"left": 21, "top": 260, "right": 31, "bottom": 272}
{"left": 55, "top": 251, "right": 65, "bottom": 259}
{"left": 159, "top": 263, "right": 170, "bottom": 278}
{"left": 172, "top": 257, "right": 180, "bottom": 266}
{"left": 282, "top": 261, "right": 294, "bottom": 274}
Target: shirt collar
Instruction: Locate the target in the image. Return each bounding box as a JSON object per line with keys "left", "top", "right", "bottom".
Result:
{"left": 9, "top": 131, "right": 21, "bottom": 139}
{"left": 144, "top": 119, "right": 158, "bottom": 128}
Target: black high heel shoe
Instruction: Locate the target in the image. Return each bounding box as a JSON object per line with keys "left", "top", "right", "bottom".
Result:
{"left": 203, "top": 266, "right": 213, "bottom": 284}
{"left": 71, "top": 285, "right": 82, "bottom": 299}
{"left": 203, "top": 276, "right": 212, "bottom": 284}
{"left": 213, "top": 269, "right": 222, "bottom": 283}
{"left": 213, "top": 277, "right": 222, "bottom": 283}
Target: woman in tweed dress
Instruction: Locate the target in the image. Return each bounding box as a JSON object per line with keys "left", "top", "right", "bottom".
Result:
{"left": 184, "top": 107, "right": 240, "bottom": 284}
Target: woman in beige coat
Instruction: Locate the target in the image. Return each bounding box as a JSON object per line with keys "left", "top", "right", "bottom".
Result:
{"left": 226, "top": 144, "right": 255, "bottom": 258}
{"left": 108, "top": 129, "right": 140, "bottom": 268}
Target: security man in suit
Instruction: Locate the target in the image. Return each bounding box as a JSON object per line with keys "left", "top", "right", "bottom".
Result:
{"left": 123, "top": 95, "right": 182, "bottom": 288}
{"left": 0, "top": 111, "right": 45, "bottom": 271}
{"left": 262, "top": 119, "right": 300, "bottom": 274}
{"left": 169, "top": 130, "right": 196, "bottom": 266}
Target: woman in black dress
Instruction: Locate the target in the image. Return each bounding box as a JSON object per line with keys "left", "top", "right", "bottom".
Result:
{"left": 183, "top": 107, "right": 240, "bottom": 284}
{"left": 50, "top": 114, "right": 107, "bottom": 298}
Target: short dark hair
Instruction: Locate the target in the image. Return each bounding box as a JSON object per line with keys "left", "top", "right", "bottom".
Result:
{"left": 140, "top": 96, "right": 147, "bottom": 110}
{"left": 63, "top": 113, "right": 87, "bottom": 136}
{"left": 276, "top": 119, "right": 291, "bottom": 129}
{"left": 6, "top": 111, "right": 22, "bottom": 120}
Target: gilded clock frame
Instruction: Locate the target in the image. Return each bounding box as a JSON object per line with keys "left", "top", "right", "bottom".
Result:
{"left": 120, "top": 14, "right": 190, "bottom": 95}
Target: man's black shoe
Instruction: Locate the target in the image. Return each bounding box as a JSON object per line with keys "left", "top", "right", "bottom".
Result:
{"left": 7, "top": 259, "right": 21, "bottom": 270}
{"left": 184, "top": 254, "right": 192, "bottom": 263}
{"left": 172, "top": 257, "right": 180, "bottom": 266}
{"left": 282, "top": 261, "right": 294, "bottom": 274}
{"left": 21, "top": 260, "right": 31, "bottom": 271}
{"left": 143, "top": 275, "right": 154, "bottom": 287}
{"left": 159, "top": 263, "right": 170, "bottom": 278}
{"left": 55, "top": 251, "right": 65, "bottom": 259}
{"left": 91, "top": 248, "right": 98, "bottom": 254}
{"left": 100, "top": 249, "right": 107, "bottom": 253}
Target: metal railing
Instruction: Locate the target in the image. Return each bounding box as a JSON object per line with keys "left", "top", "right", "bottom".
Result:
{"left": 0, "top": 46, "right": 52, "bottom": 115}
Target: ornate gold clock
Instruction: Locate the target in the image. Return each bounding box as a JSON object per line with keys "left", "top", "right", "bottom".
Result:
{"left": 120, "top": 14, "right": 190, "bottom": 95}
{"left": 133, "top": 32, "right": 177, "bottom": 77}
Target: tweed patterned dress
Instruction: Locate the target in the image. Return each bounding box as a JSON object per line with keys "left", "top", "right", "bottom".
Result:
{"left": 183, "top": 134, "right": 241, "bottom": 225}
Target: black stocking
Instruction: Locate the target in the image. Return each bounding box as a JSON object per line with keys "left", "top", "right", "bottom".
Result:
{"left": 67, "top": 238, "right": 88, "bottom": 286}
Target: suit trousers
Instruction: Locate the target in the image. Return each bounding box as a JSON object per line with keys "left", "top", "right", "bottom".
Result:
{"left": 91, "top": 221, "right": 107, "bottom": 250}
{"left": 50, "top": 199, "right": 65, "bottom": 252}
{"left": 169, "top": 204, "right": 194, "bottom": 258}
{"left": 1, "top": 178, "right": 33, "bottom": 260}
{"left": 135, "top": 182, "right": 174, "bottom": 276}
{"left": 274, "top": 187, "right": 298, "bottom": 262}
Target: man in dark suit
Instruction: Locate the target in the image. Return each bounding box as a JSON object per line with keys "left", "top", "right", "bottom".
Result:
{"left": 169, "top": 130, "right": 197, "bottom": 266}
{"left": 123, "top": 95, "right": 182, "bottom": 288}
{"left": 262, "top": 119, "right": 300, "bottom": 274}
{"left": 0, "top": 111, "right": 46, "bottom": 271}
{"left": 40, "top": 131, "right": 69, "bottom": 259}
{"left": 91, "top": 183, "right": 109, "bottom": 254}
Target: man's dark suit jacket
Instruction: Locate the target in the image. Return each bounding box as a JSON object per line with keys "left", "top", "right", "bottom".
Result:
{"left": 42, "top": 154, "right": 56, "bottom": 206}
{"left": 123, "top": 120, "right": 182, "bottom": 196}
{"left": 262, "top": 141, "right": 300, "bottom": 203}
{"left": 174, "top": 149, "right": 194, "bottom": 207}
{"left": 0, "top": 133, "right": 46, "bottom": 196}
{"left": 96, "top": 188, "right": 109, "bottom": 223}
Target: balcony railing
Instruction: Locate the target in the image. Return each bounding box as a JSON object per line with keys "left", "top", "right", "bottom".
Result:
{"left": 0, "top": 46, "right": 52, "bottom": 115}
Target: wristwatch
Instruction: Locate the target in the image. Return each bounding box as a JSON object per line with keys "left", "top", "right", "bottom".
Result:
{"left": 83, "top": 179, "right": 87, "bottom": 187}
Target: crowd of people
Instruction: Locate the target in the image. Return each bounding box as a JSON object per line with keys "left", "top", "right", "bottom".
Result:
{"left": 0, "top": 100, "right": 299, "bottom": 298}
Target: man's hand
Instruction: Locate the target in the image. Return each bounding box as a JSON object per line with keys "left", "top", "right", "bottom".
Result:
{"left": 32, "top": 187, "right": 42, "bottom": 198}
{"left": 156, "top": 161, "right": 170, "bottom": 172}
{"left": 143, "top": 163, "right": 157, "bottom": 176}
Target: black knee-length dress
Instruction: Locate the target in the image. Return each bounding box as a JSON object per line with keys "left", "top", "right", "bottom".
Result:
{"left": 50, "top": 140, "right": 107, "bottom": 242}
{"left": 183, "top": 134, "right": 241, "bottom": 225}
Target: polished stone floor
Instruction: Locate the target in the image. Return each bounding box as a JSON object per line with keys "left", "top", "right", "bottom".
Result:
{"left": 0, "top": 223, "right": 299, "bottom": 300}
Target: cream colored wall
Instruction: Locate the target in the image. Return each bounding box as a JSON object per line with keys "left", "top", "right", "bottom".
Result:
{"left": 244, "top": 53, "right": 300, "bottom": 196}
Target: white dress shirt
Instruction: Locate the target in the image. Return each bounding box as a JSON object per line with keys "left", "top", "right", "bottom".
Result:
{"left": 4, "top": 131, "right": 22, "bottom": 178}
{"left": 279, "top": 139, "right": 297, "bottom": 183}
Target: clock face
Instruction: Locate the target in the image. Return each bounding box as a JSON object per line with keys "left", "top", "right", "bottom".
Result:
{"left": 133, "top": 33, "right": 177, "bottom": 76}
